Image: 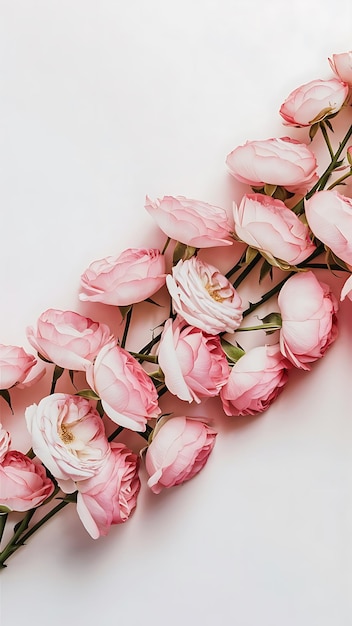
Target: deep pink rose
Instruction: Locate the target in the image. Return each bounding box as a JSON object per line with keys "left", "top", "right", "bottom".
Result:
{"left": 233, "top": 194, "right": 316, "bottom": 266}
{"left": 25, "top": 393, "right": 111, "bottom": 493}
{"left": 329, "top": 51, "right": 352, "bottom": 86}
{"left": 76, "top": 443, "right": 140, "bottom": 539}
{"left": 145, "top": 416, "right": 217, "bottom": 494}
{"left": 79, "top": 248, "right": 166, "bottom": 306}
{"left": 27, "top": 309, "right": 112, "bottom": 371}
{"left": 340, "top": 274, "right": 352, "bottom": 301}
{"left": 305, "top": 190, "right": 352, "bottom": 266}
{"left": 166, "top": 256, "right": 243, "bottom": 334}
{"left": 0, "top": 424, "right": 11, "bottom": 462}
{"left": 226, "top": 137, "right": 318, "bottom": 194}
{"left": 220, "top": 345, "right": 289, "bottom": 416}
{"left": 0, "top": 344, "right": 37, "bottom": 390}
{"left": 279, "top": 78, "right": 348, "bottom": 127}
{"left": 0, "top": 451, "right": 54, "bottom": 512}
{"left": 145, "top": 195, "right": 234, "bottom": 247}
{"left": 278, "top": 271, "right": 338, "bottom": 370}
{"left": 157, "top": 319, "right": 229, "bottom": 403}
{"left": 86, "top": 339, "right": 160, "bottom": 432}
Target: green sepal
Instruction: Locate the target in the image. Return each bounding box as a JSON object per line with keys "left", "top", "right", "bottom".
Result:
{"left": 264, "top": 183, "right": 277, "bottom": 197}
{"left": 309, "top": 123, "right": 320, "bottom": 142}
{"left": 221, "top": 338, "right": 245, "bottom": 364}
{"left": 75, "top": 388, "right": 100, "bottom": 401}
{"left": 325, "top": 247, "right": 350, "bottom": 271}
{"left": 245, "top": 246, "right": 258, "bottom": 265}
{"left": 144, "top": 298, "right": 162, "bottom": 307}
{"left": 173, "top": 242, "right": 197, "bottom": 265}
{"left": 259, "top": 259, "right": 273, "bottom": 283}
{"left": 96, "top": 399, "right": 105, "bottom": 418}
{"left": 0, "top": 506, "right": 11, "bottom": 514}
{"left": 61, "top": 492, "right": 78, "bottom": 504}
{"left": 119, "top": 305, "right": 132, "bottom": 320}
{"left": 0, "top": 389, "right": 13, "bottom": 414}
{"left": 37, "top": 352, "right": 53, "bottom": 364}
{"left": 260, "top": 312, "right": 282, "bottom": 334}
{"left": 347, "top": 150, "right": 352, "bottom": 167}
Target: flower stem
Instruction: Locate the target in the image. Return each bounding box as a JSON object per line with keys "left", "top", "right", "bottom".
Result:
{"left": 121, "top": 305, "right": 133, "bottom": 349}
{"left": 161, "top": 237, "right": 171, "bottom": 254}
{"left": 108, "top": 426, "right": 124, "bottom": 441}
{"left": 320, "top": 122, "right": 334, "bottom": 159}
{"left": 233, "top": 252, "right": 261, "bottom": 289}
{"left": 327, "top": 170, "right": 352, "bottom": 190}
{"left": 129, "top": 352, "right": 158, "bottom": 363}
{"left": 0, "top": 514, "right": 8, "bottom": 544}
{"left": 0, "top": 509, "right": 36, "bottom": 568}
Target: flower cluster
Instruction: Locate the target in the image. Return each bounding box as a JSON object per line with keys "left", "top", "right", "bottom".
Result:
{"left": 1, "top": 50, "right": 352, "bottom": 568}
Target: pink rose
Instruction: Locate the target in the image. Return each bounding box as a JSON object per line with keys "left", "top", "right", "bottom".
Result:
{"left": 340, "top": 274, "right": 352, "bottom": 301}
{"left": 220, "top": 345, "right": 289, "bottom": 416}
{"left": 226, "top": 137, "right": 318, "bottom": 194}
{"left": 27, "top": 309, "right": 112, "bottom": 371}
{"left": 305, "top": 190, "right": 352, "bottom": 266}
{"left": 157, "top": 319, "right": 229, "bottom": 403}
{"left": 79, "top": 248, "right": 166, "bottom": 307}
{"left": 16, "top": 360, "right": 46, "bottom": 389}
{"left": 166, "top": 256, "right": 243, "bottom": 334}
{"left": 0, "top": 451, "right": 54, "bottom": 512}
{"left": 329, "top": 51, "right": 352, "bottom": 86}
{"left": 233, "top": 194, "right": 316, "bottom": 266}
{"left": 145, "top": 195, "right": 234, "bottom": 247}
{"left": 145, "top": 416, "right": 217, "bottom": 494}
{"left": 76, "top": 443, "right": 140, "bottom": 539}
{"left": 0, "top": 424, "right": 11, "bottom": 462}
{"left": 0, "top": 344, "right": 37, "bottom": 390}
{"left": 278, "top": 271, "right": 338, "bottom": 370}
{"left": 86, "top": 339, "right": 160, "bottom": 432}
{"left": 25, "top": 393, "right": 111, "bottom": 493}
{"left": 279, "top": 78, "right": 348, "bottom": 127}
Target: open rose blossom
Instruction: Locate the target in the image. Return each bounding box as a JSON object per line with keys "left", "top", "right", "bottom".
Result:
{"left": 279, "top": 78, "right": 348, "bottom": 127}
{"left": 25, "top": 393, "right": 111, "bottom": 493}
{"left": 226, "top": 137, "right": 318, "bottom": 194}
{"left": 233, "top": 193, "right": 316, "bottom": 266}
{"left": 0, "top": 424, "right": 11, "bottom": 462}
{"left": 278, "top": 271, "right": 338, "bottom": 370}
{"left": 76, "top": 443, "right": 140, "bottom": 539}
{"left": 157, "top": 319, "right": 229, "bottom": 403}
{"left": 145, "top": 416, "right": 217, "bottom": 494}
{"left": 305, "top": 190, "right": 352, "bottom": 266}
{"left": 86, "top": 339, "right": 160, "bottom": 431}
{"left": 145, "top": 195, "right": 234, "bottom": 247}
{"left": 166, "top": 256, "right": 243, "bottom": 334}
{"left": 220, "top": 345, "right": 290, "bottom": 416}
{"left": 0, "top": 345, "right": 37, "bottom": 390}
{"left": 0, "top": 451, "right": 54, "bottom": 512}
{"left": 79, "top": 248, "right": 166, "bottom": 307}
{"left": 329, "top": 51, "right": 352, "bottom": 86}
{"left": 27, "top": 309, "right": 112, "bottom": 371}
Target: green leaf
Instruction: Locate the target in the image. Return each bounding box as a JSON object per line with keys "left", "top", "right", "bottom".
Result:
{"left": 75, "top": 389, "right": 100, "bottom": 401}
{"left": 0, "top": 389, "right": 13, "bottom": 414}
{"left": 221, "top": 339, "right": 245, "bottom": 363}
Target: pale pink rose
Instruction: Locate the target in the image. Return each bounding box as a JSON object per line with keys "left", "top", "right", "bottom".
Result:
{"left": 27, "top": 309, "right": 112, "bottom": 371}
{"left": 340, "top": 274, "right": 352, "bottom": 301}
{"left": 226, "top": 137, "right": 318, "bottom": 194}
{"left": 0, "top": 344, "right": 37, "bottom": 390}
{"left": 166, "top": 256, "right": 243, "bottom": 334}
{"left": 278, "top": 271, "right": 338, "bottom": 370}
{"left": 86, "top": 339, "right": 160, "bottom": 432}
{"left": 16, "top": 360, "right": 46, "bottom": 389}
{"left": 233, "top": 194, "right": 316, "bottom": 266}
{"left": 0, "top": 424, "right": 11, "bottom": 462}
{"left": 279, "top": 78, "right": 348, "bottom": 127}
{"left": 25, "top": 393, "right": 110, "bottom": 493}
{"left": 220, "top": 345, "right": 289, "bottom": 416}
{"left": 79, "top": 248, "right": 166, "bottom": 306}
{"left": 0, "top": 451, "right": 54, "bottom": 512}
{"left": 145, "top": 416, "right": 217, "bottom": 494}
{"left": 305, "top": 190, "right": 352, "bottom": 266}
{"left": 329, "top": 51, "right": 352, "bottom": 86}
{"left": 157, "top": 319, "right": 229, "bottom": 403}
{"left": 145, "top": 195, "right": 234, "bottom": 247}
{"left": 76, "top": 443, "right": 140, "bottom": 539}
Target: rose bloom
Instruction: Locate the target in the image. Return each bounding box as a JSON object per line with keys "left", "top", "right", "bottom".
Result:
{"left": 76, "top": 443, "right": 140, "bottom": 539}
{"left": 25, "top": 393, "right": 111, "bottom": 493}
{"left": 0, "top": 451, "right": 54, "bottom": 512}
{"left": 305, "top": 190, "right": 352, "bottom": 266}
{"left": 79, "top": 248, "right": 166, "bottom": 307}
{"left": 278, "top": 271, "right": 338, "bottom": 370}
{"left": 27, "top": 309, "right": 112, "bottom": 371}
{"left": 340, "top": 274, "right": 352, "bottom": 301}
{"left": 226, "top": 137, "right": 318, "bottom": 194}
{"left": 220, "top": 345, "right": 290, "bottom": 416}
{"left": 233, "top": 194, "right": 316, "bottom": 266}
{"left": 145, "top": 195, "right": 234, "bottom": 247}
{"left": 86, "top": 339, "right": 160, "bottom": 432}
{"left": 0, "top": 344, "right": 37, "bottom": 390}
{"left": 279, "top": 78, "right": 348, "bottom": 127}
{"left": 166, "top": 256, "right": 243, "bottom": 335}
{"left": 329, "top": 51, "right": 352, "bottom": 86}
{"left": 157, "top": 319, "right": 229, "bottom": 403}
{"left": 0, "top": 423, "right": 11, "bottom": 462}
{"left": 16, "top": 359, "right": 46, "bottom": 389}
{"left": 145, "top": 416, "right": 217, "bottom": 494}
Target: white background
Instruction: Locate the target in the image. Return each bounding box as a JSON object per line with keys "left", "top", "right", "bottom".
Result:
{"left": 1, "top": 1, "right": 352, "bottom": 625}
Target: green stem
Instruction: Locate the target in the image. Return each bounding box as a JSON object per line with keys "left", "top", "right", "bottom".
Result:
{"left": 108, "top": 426, "right": 124, "bottom": 442}
{"left": 233, "top": 252, "right": 261, "bottom": 289}
{"left": 0, "top": 509, "right": 36, "bottom": 568}
{"left": 162, "top": 237, "right": 171, "bottom": 254}
{"left": 0, "top": 514, "right": 8, "bottom": 544}
{"left": 129, "top": 352, "right": 158, "bottom": 363}
{"left": 14, "top": 501, "right": 69, "bottom": 550}
{"left": 327, "top": 170, "right": 352, "bottom": 190}
{"left": 121, "top": 305, "right": 133, "bottom": 349}
{"left": 225, "top": 249, "right": 247, "bottom": 279}
{"left": 236, "top": 323, "right": 281, "bottom": 332}
{"left": 320, "top": 122, "right": 334, "bottom": 159}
